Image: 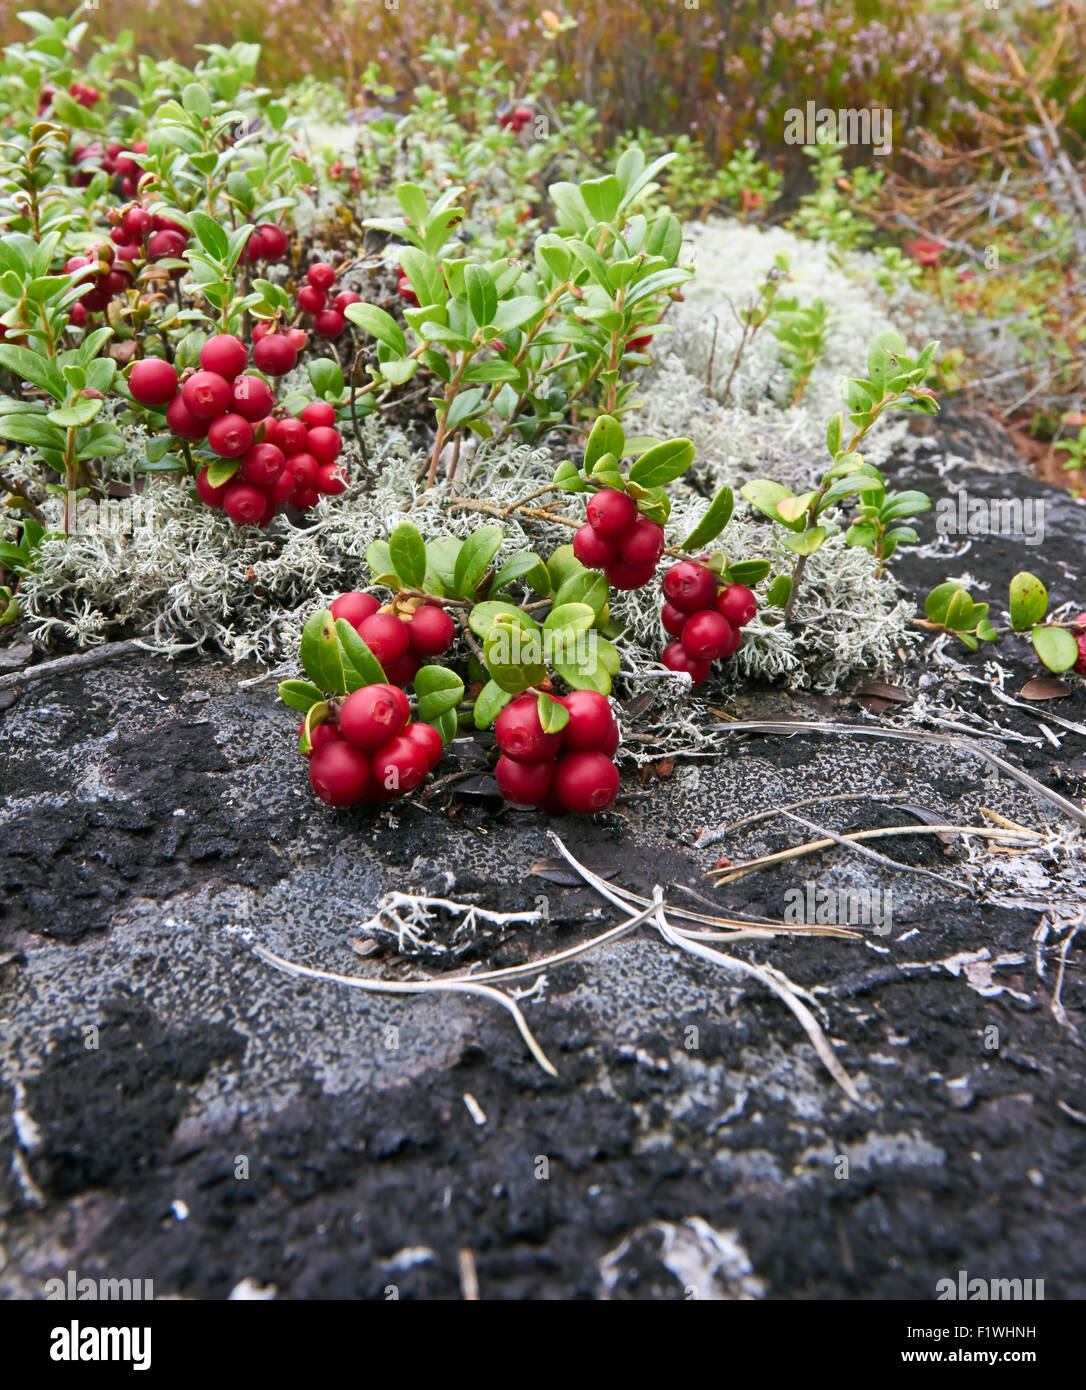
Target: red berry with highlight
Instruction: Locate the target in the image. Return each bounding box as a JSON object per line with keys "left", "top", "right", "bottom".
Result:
{"left": 358, "top": 612, "right": 410, "bottom": 667}
{"left": 129, "top": 358, "right": 178, "bottom": 406}
{"left": 308, "top": 741, "right": 371, "bottom": 806}
{"left": 330, "top": 591, "right": 379, "bottom": 629}
{"left": 306, "top": 262, "right": 336, "bottom": 291}
{"left": 661, "top": 640, "right": 710, "bottom": 686}
{"left": 286, "top": 452, "right": 319, "bottom": 487}
{"left": 618, "top": 515, "right": 665, "bottom": 567}
{"left": 661, "top": 602, "right": 687, "bottom": 638}
{"left": 256, "top": 224, "right": 287, "bottom": 260}
{"left": 297, "top": 284, "right": 326, "bottom": 315}
{"left": 317, "top": 462, "right": 347, "bottom": 494}
{"left": 716, "top": 583, "right": 757, "bottom": 628}
{"left": 306, "top": 426, "right": 341, "bottom": 463}
{"left": 222, "top": 482, "right": 268, "bottom": 526}
{"left": 494, "top": 694, "right": 562, "bottom": 764}
{"left": 560, "top": 690, "right": 619, "bottom": 755}
{"left": 314, "top": 310, "right": 346, "bottom": 338}
{"left": 207, "top": 412, "right": 254, "bottom": 458}
{"left": 586, "top": 488, "right": 637, "bottom": 538}
{"left": 496, "top": 754, "right": 553, "bottom": 806}
{"left": 200, "top": 334, "right": 249, "bottom": 381}
{"left": 662, "top": 560, "right": 717, "bottom": 614}
{"left": 300, "top": 721, "right": 341, "bottom": 758}
{"left": 406, "top": 603, "right": 455, "bottom": 656}
{"left": 181, "top": 370, "right": 232, "bottom": 420}
{"left": 240, "top": 442, "right": 285, "bottom": 486}
{"left": 231, "top": 374, "right": 275, "bottom": 422}
{"left": 403, "top": 721, "right": 444, "bottom": 771}
{"left": 681, "top": 610, "right": 737, "bottom": 661}
{"left": 253, "top": 334, "right": 298, "bottom": 376}
{"left": 605, "top": 558, "right": 657, "bottom": 591}
{"left": 339, "top": 683, "right": 409, "bottom": 752}
{"left": 276, "top": 418, "right": 309, "bottom": 455}
{"left": 553, "top": 751, "right": 620, "bottom": 815}
{"left": 195, "top": 466, "right": 229, "bottom": 507}
{"left": 300, "top": 401, "right": 335, "bottom": 429}
{"left": 573, "top": 523, "right": 617, "bottom": 569}
{"left": 371, "top": 734, "right": 428, "bottom": 796}
{"left": 166, "top": 393, "right": 206, "bottom": 440}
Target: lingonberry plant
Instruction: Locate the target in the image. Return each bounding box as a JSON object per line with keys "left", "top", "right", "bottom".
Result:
{"left": 919, "top": 572, "right": 1085, "bottom": 674}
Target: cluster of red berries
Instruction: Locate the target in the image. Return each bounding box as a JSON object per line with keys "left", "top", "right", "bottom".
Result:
{"left": 573, "top": 488, "right": 666, "bottom": 591}
{"left": 63, "top": 221, "right": 186, "bottom": 327}
{"left": 69, "top": 139, "right": 150, "bottom": 195}
{"left": 127, "top": 334, "right": 347, "bottom": 524}
{"left": 329, "top": 590, "right": 456, "bottom": 689}
{"left": 494, "top": 690, "right": 620, "bottom": 815}
{"left": 659, "top": 561, "right": 758, "bottom": 686}
{"left": 105, "top": 200, "right": 191, "bottom": 265}
{"left": 304, "top": 683, "right": 444, "bottom": 807}
{"left": 40, "top": 81, "right": 101, "bottom": 115}
{"left": 295, "top": 261, "right": 361, "bottom": 340}
{"left": 498, "top": 105, "right": 534, "bottom": 133}
{"left": 328, "top": 161, "right": 362, "bottom": 195}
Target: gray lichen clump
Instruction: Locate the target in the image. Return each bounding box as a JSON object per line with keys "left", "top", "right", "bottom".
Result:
{"left": 13, "top": 220, "right": 935, "bottom": 693}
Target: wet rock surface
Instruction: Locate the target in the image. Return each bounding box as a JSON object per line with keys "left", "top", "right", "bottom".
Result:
{"left": 2, "top": 419, "right": 1084, "bottom": 1300}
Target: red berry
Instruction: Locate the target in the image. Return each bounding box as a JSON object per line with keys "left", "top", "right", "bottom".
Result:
{"left": 406, "top": 603, "right": 455, "bottom": 656}
{"left": 69, "top": 302, "right": 87, "bottom": 327}
{"left": 147, "top": 229, "right": 188, "bottom": 259}
{"left": 222, "top": 482, "right": 267, "bottom": 526}
{"left": 207, "top": 412, "right": 254, "bottom": 458}
{"left": 586, "top": 488, "right": 637, "bottom": 538}
{"left": 317, "top": 462, "right": 347, "bottom": 494}
{"left": 397, "top": 274, "right": 418, "bottom": 305}
{"left": 245, "top": 231, "right": 267, "bottom": 263}
{"left": 661, "top": 640, "right": 711, "bottom": 686}
{"left": 330, "top": 591, "right": 380, "bottom": 629}
{"left": 618, "top": 515, "right": 665, "bottom": 567}
{"left": 128, "top": 358, "right": 178, "bottom": 406}
{"left": 195, "top": 466, "right": 230, "bottom": 507}
{"left": 496, "top": 754, "right": 553, "bottom": 806}
{"left": 314, "top": 310, "right": 346, "bottom": 338}
{"left": 291, "top": 484, "right": 320, "bottom": 511}
{"left": 661, "top": 602, "right": 688, "bottom": 638}
{"left": 662, "top": 561, "right": 717, "bottom": 614}
{"left": 256, "top": 224, "right": 287, "bottom": 259}
{"left": 307, "top": 262, "right": 336, "bottom": 291}
{"left": 383, "top": 651, "right": 421, "bottom": 688}
{"left": 277, "top": 418, "right": 309, "bottom": 454}
{"left": 560, "top": 690, "right": 618, "bottom": 755}
{"left": 299, "top": 721, "right": 342, "bottom": 758}
{"left": 339, "top": 683, "right": 410, "bottom": 751}
{"left": 308, "top": 741, "right": 371, "bottom": 806}
{"left": 101, "top": 268, "right": 131, "bottom": 297}
{"left": 253, "top": 334, "right": 298, "bottom": 376}
{"left": 1072, "top": 612, "right": 1086, "bottom": 676}
{"left": 681, "top": 610, "right": 737, "bottom": 661}
{"left": 494, "top": 694, "right": 562, "bottom": 764}
{"left": 716, "top": 583, "right": 757, "bottom": 628}
{"left": 626, "top": 334, "right": 651, "bottom": 353}
{"left": 334, "top": 291, "right": 362, "bottom": 311}
{"left": 286, "top": 451, "right": 319, "bottom": 487}
{"left": 240, "top": 442, "right": 285, "bottom": 486}
{"left": 287, "top": 328, "right": 308, "bottom": 351}
{"left": 403, "top": 721, "right": 444, "bottom": 771}
{"left": 122, "top": 208, "right": 151, "bottom": 242}
{"left": 199, "top": 334, "right": 249, "bottom": 381}
{"left": 265, "top": 468, "right": 297, "bottom": 509}
{"left": 371, "top": 734, "right": 428, "bottom": 796}
{"left": 231, "top": 374, "right": 275, "bottom": 422}
{"left": 181, "top": 370, "right": 232, "bottom": 420}
{"left": 552, "top": 751, "right": 619, "bottom": 814}
{"left": 605, "top": 558, "right": 657, "bottom": 591}
{"left": 252, "top": 321, "right": 272, "bottom": 343}
{"left": 297, "top": 284, "right": 327, "bottom": 315}
{"left": 358, "top": 612, "right": 410, "bottom": 667}
{"left": 573, "top": 523, "right": 617, "bottom": 569}
{"left": 306, "top": 426, "right": 341, "bottom": 463}
{"left": 300, "top": 401, "right": 336, "bottom": 429}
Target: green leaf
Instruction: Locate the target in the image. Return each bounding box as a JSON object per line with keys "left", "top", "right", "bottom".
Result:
{"left": 826, "top": 412, "right": 843, "bottom": 457}
{"left": 47, "top": 398, "right": 102, "bottom": 428}
{"left": 925, "top": 582, "right": 966, "bottom": 625}
{"left": 553, "top": 459, "right": 587, "bottom": 493}
{"left": 473, "top": 679, "right": 513, "bottom": 729}
{"left": 491, "top": 551, "right": 550, "bottom": 596}
{"left": 206, "top": 458, "right": 239, "bottom": 489}
{"left": 628, "top": 437, "right": 694, "bottom": 487}
{"left": 468, "top": 600, "right": 528, "bottom": 639}
{"left": 335, "top": 619, "right": 386, "bottom": 690}
{"left": 537, "top": 692, "right": 570, "bottom": 735}
{"left": 555, "top": 569, "right": 609, "bottom": 619}
{"left": 308, "top": 357, "right": 345, "bottom": 399}
{"left": 395, "top": 181, "right": 429, "bottom": 227}
{"left": 765, "top": 574, "right": 792, "bottom": 608}
{"left": 1009, "top": 572, "right": 1047, "bottom": 632}
{"left": 445, "top": 386, "right": 486, "bottom": 430}
{"left": 399, "top": 247, "right": 446, "bottom": 309}
{"left": 343, "top": 302, "right": 407, "bottom": 356}
{"left": 453, "top": 525, "right": 503, "bottom": 598}
{"left": 299, "top": 608, "right": 346, "bottom": 693}
{"left": 415, "top": 664, "right": 465, "bottom": 723}
{"left": 0, "top": 413, "right": 67, "bottom": 449}
{"left": 682, "top": 485, "right": 733, "bottom": 550}
{"left": 1032, "top": 625, "right": 1078, "bottom": 674}
{"left": 298, "top": 700, "right": 332, "bottom": 757}
{"left": 181, "top": 82, "right": 212, "bottom": 119}
{"left": 465, "top": 264, "right": 498, "bottom": 331}
{"left": 366, "top": 539, "right": 398, "bottom": 587}
{"left": 544, "top": 602, "right": 595, "bottom": 635}
{"left": 0, "top": 344, "right": 66, "bottom": 401}
{"left": 191, "top": 210, "right": 230, "bottom": 261}
{"left": 484, "top": 616, "right": 547, "bottom": 693}
{"left": 781, "top": 526, "right": 828, "bottom": 556}
{"left": 278, "top": 679, "right": 325, "bottom": 713}
{"left": 741, "top": 479, "right": 795, "bottom": 525}
{"left": 388, "top": 521, "right": 428, "bottom": 590}
{"left": 491, "top": 296, "right": 544, "bottom": 335}
{"left": 976, "top": 619, "right": 998, "bottom": 643}
{"left": 727, "top": 559, "right": 771, "bottom": 586}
